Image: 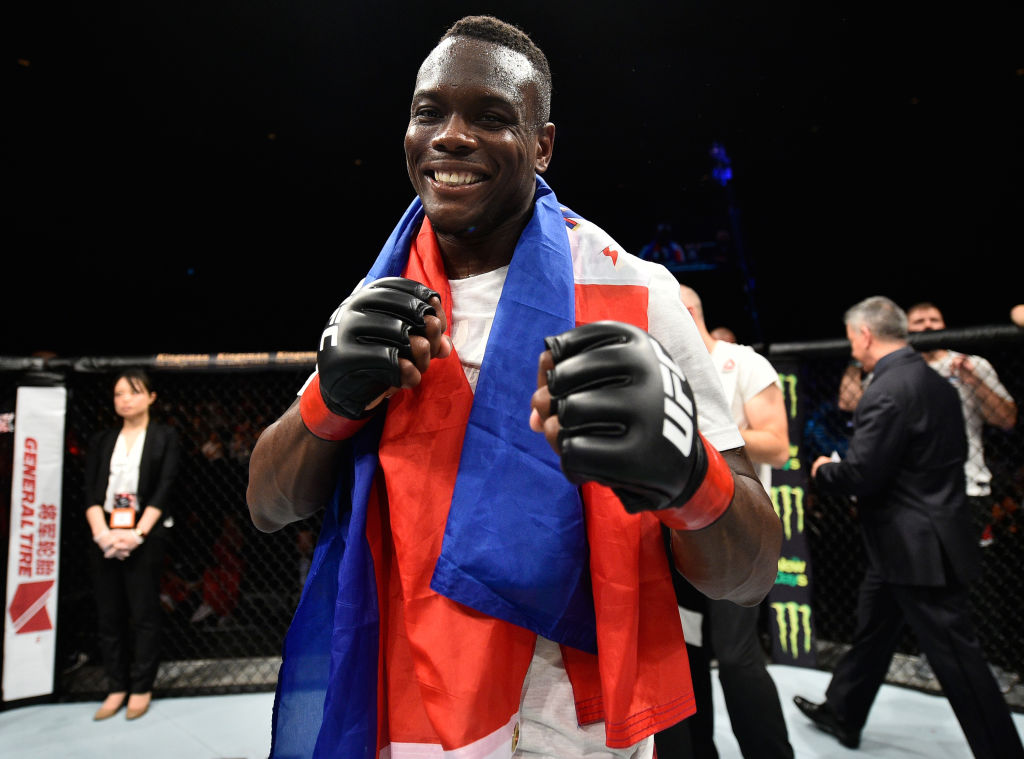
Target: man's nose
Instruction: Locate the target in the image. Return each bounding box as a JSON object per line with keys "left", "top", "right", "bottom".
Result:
{"left": 431, "top": 115, "right": 477, "bottom": 152}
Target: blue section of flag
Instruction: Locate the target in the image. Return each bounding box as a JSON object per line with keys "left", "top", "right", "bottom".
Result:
{"left": 270, "top": 415, "right": 386, "bottom": 759}
{"left": 429, "top": 180, "right": 597, "bottom": 653}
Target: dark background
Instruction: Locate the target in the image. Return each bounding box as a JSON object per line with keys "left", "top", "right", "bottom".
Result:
{"left": 6, "top": 1, "right": 1022, "bottom": 357}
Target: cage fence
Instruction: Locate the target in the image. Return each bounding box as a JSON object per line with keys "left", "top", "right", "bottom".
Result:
{"left": 0, "top": 326, "right": 1021, "bottom": 713}
{"left": 1, "top": 354, "right": 318, "bottom": 702}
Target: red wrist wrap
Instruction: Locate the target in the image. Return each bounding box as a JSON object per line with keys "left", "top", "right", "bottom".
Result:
{"left": 299, "top": 374, "right": 370, "bottom": 441}
{"left": 656, "top": 434, "right": 735, "bottom": 531}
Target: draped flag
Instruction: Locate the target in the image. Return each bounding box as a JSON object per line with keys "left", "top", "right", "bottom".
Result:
{"left": 271, "top": 178, "right": 694, "bottom": 759}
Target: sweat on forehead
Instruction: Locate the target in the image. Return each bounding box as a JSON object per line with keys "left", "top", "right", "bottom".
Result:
{"left": 416, "top": 37, "right": 539, "bottom": 98}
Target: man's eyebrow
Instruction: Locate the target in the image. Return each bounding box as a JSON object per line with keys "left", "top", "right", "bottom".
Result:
{"left": 410, "top": 87, "right": 518, "bottom": 106}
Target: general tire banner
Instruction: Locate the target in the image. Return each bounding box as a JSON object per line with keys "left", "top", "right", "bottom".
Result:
{"left": 3, "top": 386, "right": 66, "bottom": 702}
{"left": 767, "top": 360, "right": 816, "bottom": 667}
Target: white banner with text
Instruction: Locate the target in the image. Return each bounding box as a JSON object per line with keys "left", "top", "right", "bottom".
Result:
{"left": 3, "top": 386, "right": 66, "bottom": 702}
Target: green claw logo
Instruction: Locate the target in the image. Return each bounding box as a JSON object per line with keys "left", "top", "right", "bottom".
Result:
{"left": 778, "top": 372, "right": 798, "bottom": 419}
{"left": 771, "top": 484, "right": 805, "bottom": 540}
{"left": 772, "top": 601, "right": 813, "bottom": 658}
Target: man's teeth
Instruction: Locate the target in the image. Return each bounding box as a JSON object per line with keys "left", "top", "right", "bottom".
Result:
{"left": 433, "top": 171, "right": 483, "bottom": 186}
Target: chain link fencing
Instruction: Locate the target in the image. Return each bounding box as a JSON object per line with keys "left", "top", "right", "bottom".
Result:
{"left": 1, "top": 353, "right": 318, "bottom": 702}
{"left": 0, "top": 326, "right": 1021, "bottom": 711}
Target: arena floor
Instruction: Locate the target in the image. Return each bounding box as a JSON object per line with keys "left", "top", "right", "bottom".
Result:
{"left": 2, "top": 664, "right": 1022, "bottom": 758}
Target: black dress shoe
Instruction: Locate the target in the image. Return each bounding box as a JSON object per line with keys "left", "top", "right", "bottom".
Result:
{"left": 793, "top": 695, "right": 860, "bottom": 749}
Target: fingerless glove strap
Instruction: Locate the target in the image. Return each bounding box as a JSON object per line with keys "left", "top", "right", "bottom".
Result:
{"left": 656, "top": 434, "right": 735, "bottom": 531}
{"left": 300, "top": 374, "right": 372, "bottom": 441}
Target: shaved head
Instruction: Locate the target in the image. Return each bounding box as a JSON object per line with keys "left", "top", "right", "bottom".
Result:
{"left": 679, "top": 285, "right": 704, "bottom": 323}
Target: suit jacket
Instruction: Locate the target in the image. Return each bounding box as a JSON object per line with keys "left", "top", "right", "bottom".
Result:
{"left": 83, "top": 422, "right": 181, "bottom": 533}
{"left": 815, "top": 346, "right": 979, "bottom": 586}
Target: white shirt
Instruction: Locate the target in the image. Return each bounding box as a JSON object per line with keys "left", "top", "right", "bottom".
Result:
{"left": 448, "top": 265, "right": 509, "bottom": 392}
{"left": 103, "top": 429, "right": 146, "bottom": 512}
{"left": 710, "top": 339, "right": 784, "bottom": 493}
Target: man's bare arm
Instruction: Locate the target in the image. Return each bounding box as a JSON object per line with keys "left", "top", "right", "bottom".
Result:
{"left": 954, "top": 356, "right": 1018, "bottom": 430}
{"left": 740, "top": 383, "right": 790, "bottom": 469}
{"left": 668, "top": 447, "right": 781, "bottom": 606}
{"left": 246, "top": 400, "right": 348, "bottom": 533}
{"left": 247, "top": 281, "right": 451, "bottom": 534}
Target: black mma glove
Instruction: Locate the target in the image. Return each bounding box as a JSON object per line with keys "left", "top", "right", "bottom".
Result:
{"left": 300, "top": 277, "right": 440, "bottom": 439}
{"left": 544, "top": 320, "right": 734, "bottom": 529}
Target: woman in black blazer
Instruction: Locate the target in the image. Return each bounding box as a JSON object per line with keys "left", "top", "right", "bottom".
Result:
{"left": 83, "top": 368, "right": 180, "bottom": 721}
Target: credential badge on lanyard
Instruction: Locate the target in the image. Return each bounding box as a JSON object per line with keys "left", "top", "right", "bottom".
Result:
{"left": 110, "top": 493, "right": 139, "bottom": 528}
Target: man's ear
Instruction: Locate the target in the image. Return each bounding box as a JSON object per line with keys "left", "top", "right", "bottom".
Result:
{"left": 535, "top": 122, "right": 555, "bottom": 174}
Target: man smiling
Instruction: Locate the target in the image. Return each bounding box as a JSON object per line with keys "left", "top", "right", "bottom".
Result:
{"left": 247, "top": 16, "right": 781, "bottom": 759}
{"left": 404, "top": 32, "right": 553, "bottom": 266}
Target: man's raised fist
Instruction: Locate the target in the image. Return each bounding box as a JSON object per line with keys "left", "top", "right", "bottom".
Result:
{"left": 314, "top": 277, "right": 440, "bottom": 420}
{"left": 541, "top": 320, "right": 710, "bottom": 513}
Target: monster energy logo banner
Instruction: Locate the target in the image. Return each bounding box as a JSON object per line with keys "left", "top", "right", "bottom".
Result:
{"left": 766, "top": 356, "right": 817, "bottom": 666}
{"left": 772, "top": 601, "right": 813, "bottom": 659}
{"left": 771, "top": 484, "right": 804, "bottom": 540}
{"left": 769, "top": 542, "right": 817, "bottom": 666}
{"left": 768, "top": 481, "right": 817, "bottom": 665}
{"left": 776, "top": 555, "right": 807, "bottom": 588}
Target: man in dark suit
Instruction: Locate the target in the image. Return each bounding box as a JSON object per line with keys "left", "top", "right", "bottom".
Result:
{"left": 794, "top": 295, "right": 1024, "bottom": 757}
